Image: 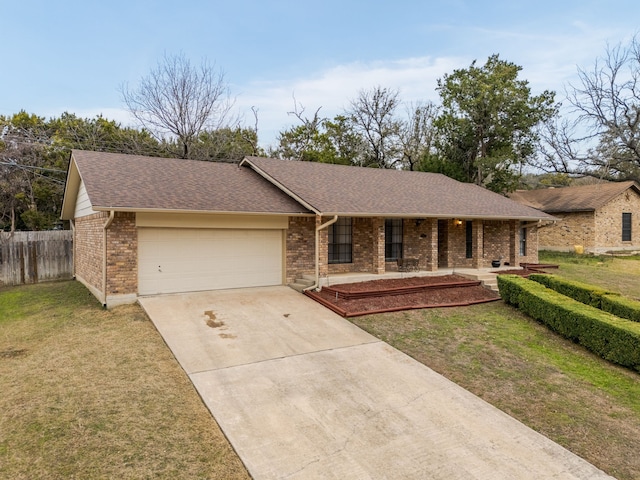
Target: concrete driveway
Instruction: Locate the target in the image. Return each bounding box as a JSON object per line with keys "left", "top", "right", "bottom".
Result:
{"left": 138, "top": 286, "right": 613, "bottom": 480}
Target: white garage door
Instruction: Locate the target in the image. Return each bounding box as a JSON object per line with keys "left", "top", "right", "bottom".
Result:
{"left": 138, "top": 228, "right": 283, "bottom": 295}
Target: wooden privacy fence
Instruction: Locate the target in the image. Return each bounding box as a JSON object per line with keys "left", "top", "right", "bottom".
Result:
{"left": 0, "top": 231, "right": 73, "bottom": 286}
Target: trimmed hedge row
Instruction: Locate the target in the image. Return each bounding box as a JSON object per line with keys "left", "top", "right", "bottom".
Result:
{"left": 529, "top": 273, "right": 640, "bottom": 323}
{"left": 528, "top": 273, "right": 615, "bottom": 308}
{"left": 601, "top": 294, "right": 640, "bottom": 323}
{"left": 497, "top": 275, "right": 640, "bottom": 372}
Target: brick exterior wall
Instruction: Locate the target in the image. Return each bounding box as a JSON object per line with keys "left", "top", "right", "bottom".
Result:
{"left": 74, "top": 211, "right": 107, "bottom": 294}
{"left": 595, "top": 190, "right": 640, "bottom": 251}
{"left": 483, "top": 220, "right": 511, "bottom": 267}
{"left": 105, "top": 212, "right": 137, "bottom": 296}
{"left": 538, "top": 211, "right": 595, "bottom": 251}
{"left": 399, "top": 218, "right": 438, "bottom": 272}
{"left": 328, "top": 217, "right": 378, "bottom": 275}
{"left": 435, "top": 219, "right": 538, "bottom": 269}
{"left": 285, "top": 216, "right": 315, "bottom": 283}
{"left": 515, "top": 222, "right": 539, "bottom": 265}
{"left": 537, "top": 189, "right": 640, "bottom": 253}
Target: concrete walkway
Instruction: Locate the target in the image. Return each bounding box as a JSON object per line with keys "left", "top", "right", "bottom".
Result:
{"left": 139, "top": 286, "right": 613, "bottom": 480}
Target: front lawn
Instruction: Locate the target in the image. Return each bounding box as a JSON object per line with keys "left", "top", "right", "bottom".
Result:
{"left": 539, "top": 250, "right": 640, "bottom": 299}
{"left": 352, "top": 292, "right": 640, "bottom": 479}
{"left": 0, "top": 281, "right": 249, "bottom": 480}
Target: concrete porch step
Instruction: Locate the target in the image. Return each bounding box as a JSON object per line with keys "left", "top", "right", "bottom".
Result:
{"left": 289, "top": 276, "right": 315, "bottom": 293}
{"left": 458, "top": 272, "right": 500, "bottom": 293}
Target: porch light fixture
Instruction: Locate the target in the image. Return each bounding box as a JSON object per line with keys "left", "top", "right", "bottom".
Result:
{"left": 454, "top": 219, "right": 463, "bottom": 226}
{"left": 415, "top": 218, "right": 424, "bottom": 227}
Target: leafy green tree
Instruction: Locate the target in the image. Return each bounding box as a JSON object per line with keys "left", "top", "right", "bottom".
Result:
{"left": 431, "top": 55, "right": 556, "bottom": 193}
{"left": 0, "top": 112, "right": 166, "bottom": 231}
{"left": 0, "top": 112, "right": 60, "bottom": 231}
{"left": 273, "top": 102, "right": 360, "bottom": 164}
{"left": 48, "top": 113, "right": 161, "bottom": 156}
{"left": 274, "top": 91, "right": 435, "bottom": 169}
{"left": 189, "top": 126, "right": 262, "bottom": 162}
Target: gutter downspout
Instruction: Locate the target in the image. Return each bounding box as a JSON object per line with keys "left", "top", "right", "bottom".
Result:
{"left": 102, "top": 211, "right": 115, "bottom": 307}
{"left": 304, "top": 215, "right": 338, "bottom": 292}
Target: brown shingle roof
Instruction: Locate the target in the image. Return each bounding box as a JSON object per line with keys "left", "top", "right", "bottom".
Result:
{"left": 509, "top": 181, "right": 640, "bottom": 213}
{"left": 242, "top": 157, "right": 554, "bottom": 220}
{"left": 69, "top": 150, "right": 311, "bottom": 215}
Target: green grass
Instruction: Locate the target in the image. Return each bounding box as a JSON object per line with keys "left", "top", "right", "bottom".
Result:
{"left": 352, "top": 276, "right": 640, "bottom": 479}
{"left": 0, "top": 281, "right": 249, "bottom": 480}
{"left": 540, "top": 250, "right": 640, "bottom": 299}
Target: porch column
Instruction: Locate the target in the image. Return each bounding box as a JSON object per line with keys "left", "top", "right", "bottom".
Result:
{"left": 372, "top": 217, "right": 385, "bottom": 274}
{"left": 471, "top": 220, "right": 484, "bottom": 268}
{"left": 508, "top": 220, "right": 518, "bottom": 267}
{"left": 317, "top": 216, "right": 329, "bottom": 277}
{"left": 425, "top": 218, "right": 438, "bottom": 271}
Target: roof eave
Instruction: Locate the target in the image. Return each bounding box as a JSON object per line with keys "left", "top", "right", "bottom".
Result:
{"left": 312, "top": 211, "right": 556, "bottom": 221}
{"left": 89, "top": 206, "right": 315, "bottom": 216}
{"left": 60, "top": 153, "right": 81, "bottom": 221}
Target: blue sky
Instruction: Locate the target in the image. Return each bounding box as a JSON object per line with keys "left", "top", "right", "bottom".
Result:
{"left": 2, "top": 0, "right": 638, "bottom": 148}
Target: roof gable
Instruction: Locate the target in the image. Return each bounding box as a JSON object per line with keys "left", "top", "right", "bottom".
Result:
{"left": 242, "top": 156, "right": 554, "bottom": 221}
{"left": 509, "top": 181, "right": 640, "bottom": 213}
{"left": 61, "top": 150, "right": 311, "bottom": 219}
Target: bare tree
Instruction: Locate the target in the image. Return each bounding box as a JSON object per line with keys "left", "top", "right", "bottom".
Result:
{"left": 121, "top": 53, "right": 234, "bottom": 159}
{"left": 399, "top": 101, "right": 439, "bottom": 171}
{"left": 347, "top": 86, "right": 402, "bottom": 168}
{"left": 538, "top": 35, "right": 640, "bottom": 180}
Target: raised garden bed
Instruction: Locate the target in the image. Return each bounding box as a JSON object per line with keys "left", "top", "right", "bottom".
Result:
{"left": 305, "top": 274, "right": 500, "bottom": 317}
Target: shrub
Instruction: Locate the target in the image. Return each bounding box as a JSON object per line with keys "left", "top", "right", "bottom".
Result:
{"left": 497, "top": 275, "right": 640, "bottom": 371}
{"left": 528, "top": 273, "right": 616, "bottom": 308}
{"left": 529, "top": 274, "right": 640, "bottom": 323}
{"left": 601, "top": 294, "right": 640, "bottom": 323}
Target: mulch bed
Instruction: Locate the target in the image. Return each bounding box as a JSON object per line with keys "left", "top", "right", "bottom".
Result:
{"left": 305, "top": 274, "right": 501, "bottom": 317}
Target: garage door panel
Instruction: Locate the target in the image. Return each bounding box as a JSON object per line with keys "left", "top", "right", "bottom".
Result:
{"left": 139, "top": 228, "right": 282, "bottom": 295}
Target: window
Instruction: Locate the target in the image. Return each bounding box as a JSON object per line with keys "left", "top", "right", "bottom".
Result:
{"left": 519, "top": 225, "right": 527, "bottom": 256}
{"left": 385, "top": 219, "right": 403, "bottom": 261}
{"left": 622, "top": 212, "right": 632, "bottom": 242}
{"left": 465, "top": 221, "right": 473, "bottom": 258}
{"left": 329, "top": 217, "right": 352, "bottom": 264}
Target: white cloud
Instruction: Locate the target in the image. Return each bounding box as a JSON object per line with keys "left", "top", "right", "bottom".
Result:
{"left": 234, "top": 25, "right": 633, "bottom": 149}
{"left": 235, "top": 56, "right": 468, "bottom": 148}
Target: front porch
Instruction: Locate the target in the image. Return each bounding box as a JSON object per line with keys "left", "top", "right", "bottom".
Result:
{"left": 286, "top": 216, "right": 539, "bottom": 287}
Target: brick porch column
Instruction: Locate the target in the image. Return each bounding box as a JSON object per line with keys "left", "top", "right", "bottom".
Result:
{"left": 372, "top": 217, "right": 385, "bottom": 274}
{"left": 425, "top": 218, "right": 438, "bottom": 271}
{"left": 472, "top": 219, "right": 484, "bottom": 268}
{"left": 508, "top": 219, "right": 518, "bottom": 267}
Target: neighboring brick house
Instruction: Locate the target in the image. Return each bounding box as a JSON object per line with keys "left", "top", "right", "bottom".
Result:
{"left": 61, "top": 150, "right": 553, "bottom": 307}
{"left": 510, "top": 181, "right": 640, "bottom": 253}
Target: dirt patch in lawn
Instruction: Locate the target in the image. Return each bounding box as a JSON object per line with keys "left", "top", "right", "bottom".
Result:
{"left": 306, "top": 274, "right": 500, "bottom": 317}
